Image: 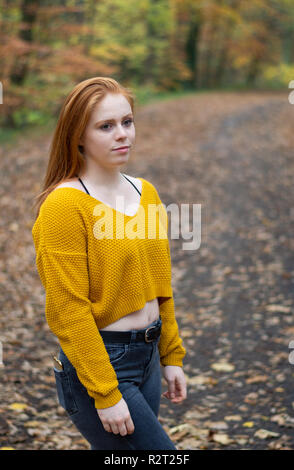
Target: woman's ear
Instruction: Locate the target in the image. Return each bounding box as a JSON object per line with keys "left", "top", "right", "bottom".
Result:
{"left": 78, "top": 136, "right": 84, "bottom": 153}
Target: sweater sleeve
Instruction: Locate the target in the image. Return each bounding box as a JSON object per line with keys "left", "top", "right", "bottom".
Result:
{"left": 152, "top": 185, "right": 187, "bottom": 367}
{"left": 32, "top": 195, "right": 123, "bottom": 409}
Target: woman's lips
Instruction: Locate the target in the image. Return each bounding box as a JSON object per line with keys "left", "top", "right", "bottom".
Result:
{"left": 112, "top": 147, "right": 130, "bottom": 153}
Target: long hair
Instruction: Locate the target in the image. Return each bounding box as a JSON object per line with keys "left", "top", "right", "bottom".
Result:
{"left": 32, "top": 77, "right": 135, "bottom": 220}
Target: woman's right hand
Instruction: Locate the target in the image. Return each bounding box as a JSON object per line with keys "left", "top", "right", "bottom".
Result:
{"left": 97, "top": 397, "right": 135, "bottom": 436}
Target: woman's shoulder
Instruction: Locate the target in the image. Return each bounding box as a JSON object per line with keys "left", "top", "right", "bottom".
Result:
{"left": 40, "top": 181, "right": 84, "bottom": 219}
{"left": 53, "top": 178, "right": 81, "bottom": 191}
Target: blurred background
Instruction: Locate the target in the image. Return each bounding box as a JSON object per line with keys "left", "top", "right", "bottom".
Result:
{"left": 1, "top": 0, "right": 294, "bottom": 451}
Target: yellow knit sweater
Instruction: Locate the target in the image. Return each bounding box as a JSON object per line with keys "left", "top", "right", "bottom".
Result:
{"left": 31, "top": 177, "right": 186, "bottom": 409}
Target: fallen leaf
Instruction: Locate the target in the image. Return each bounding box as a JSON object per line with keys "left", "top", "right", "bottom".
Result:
{"left": 9, "top": 403, "right": 28, "bottom": 411}
{"left": 225, "top": 415, "right": 242, "bottom": 422}
{"left": 169, "top": 423, "right": 194, "bottom": 437}
{"left": 254, "top": 429, "right": 280, "bottom": 439}
{"left": 211, "top": 362, "right": 235, "bottom": 372}
{"left": 180, "top": 330, "right": 194, "bottom": 338}
{"left": 205, "top": 420, "right": 228, "bottom": 430}
{"left": 186, "top": 375, "right": 217, "bottom": 385}
{"left": 246, "top": 375, "right": 268, "bottom": 384}
{"left": 235, "top": 435, "right": 249, "bottom": 445}
{"left": 243, "top": 421, "right": 255, "bottom": 427}
{"left": 211, "top": 433, "right": 233, "bottom": 445}
{"left": 244, "top": 392, "right": 258, "bottom": 404}
{"left": 265, "top": 305, "right": 291, "bottom": 314}
{"left": 24, "top": 420, "right": 42, "bottom": 428}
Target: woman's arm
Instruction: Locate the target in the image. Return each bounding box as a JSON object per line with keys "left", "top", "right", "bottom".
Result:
{"left": 32, "top": 194, "right": 122, "bottom": 409}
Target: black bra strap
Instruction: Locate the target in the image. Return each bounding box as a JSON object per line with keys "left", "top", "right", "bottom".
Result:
{"left": 78, "top": 174, "right": 141, "bottom": 197}
{"left": 122, "top": 174, "right": 141, "bottom": 196}
{"left": 78, "top": 177, "right": 90, "bottom": 195}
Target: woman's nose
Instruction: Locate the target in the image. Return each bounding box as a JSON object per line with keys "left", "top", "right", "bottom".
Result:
{"left": 115, "top": 124, "right": 128, "bottom": 138}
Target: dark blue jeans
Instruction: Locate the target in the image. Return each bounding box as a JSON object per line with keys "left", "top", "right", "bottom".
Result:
{"left": 53, "top": 317, "right": 177, "bottom": 450}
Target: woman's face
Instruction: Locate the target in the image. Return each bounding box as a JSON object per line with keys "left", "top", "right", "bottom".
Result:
{"left": 79, "top": 92, "right": 135, "bottom": 169}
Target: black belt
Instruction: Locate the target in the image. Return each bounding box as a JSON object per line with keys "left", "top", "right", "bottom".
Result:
{"left": 100, "top": 322, "right": 161, "bottom": 344}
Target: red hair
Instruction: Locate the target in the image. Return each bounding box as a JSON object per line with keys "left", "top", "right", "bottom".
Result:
{"left": 32, "top": 77, "right": 135, "bottom": 220}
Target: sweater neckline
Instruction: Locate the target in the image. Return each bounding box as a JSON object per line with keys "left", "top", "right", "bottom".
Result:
{"left": 53, "top": 177, "right": 145, "bottom": 218}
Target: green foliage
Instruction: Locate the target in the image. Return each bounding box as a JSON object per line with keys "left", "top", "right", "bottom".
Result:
{"left": 12, "top": 109, "right": 49, "bottom": 127}
{"left": 261, "top": 63, "right": 294, "bottom": 89}
{"left": 131, "top": 82, "right": 163, "bottom": 105}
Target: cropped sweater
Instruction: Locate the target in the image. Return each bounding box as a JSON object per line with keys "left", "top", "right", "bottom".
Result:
{"left": 31, "top": 177, "right": 186, "bottom": 409}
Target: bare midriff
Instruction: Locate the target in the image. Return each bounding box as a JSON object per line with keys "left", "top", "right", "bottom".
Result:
{"left": 100, "top": 298, "right": 160, "bottom": 331}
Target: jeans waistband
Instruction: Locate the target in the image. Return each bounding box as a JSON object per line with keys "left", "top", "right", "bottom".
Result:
{"left": 99, "top": 317, "right": 162, "bottom": 344}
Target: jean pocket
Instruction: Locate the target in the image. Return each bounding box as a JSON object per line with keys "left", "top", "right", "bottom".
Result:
{"left": 53, "top": 368, "right": 79, "bottom": 416}
{"left": 105, "top": 343, "right": 129, "bottom": 365}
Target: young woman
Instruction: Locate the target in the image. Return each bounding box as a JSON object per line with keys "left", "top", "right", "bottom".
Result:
{"left": 31, "top": 76, "right": 187, "bottom": 450}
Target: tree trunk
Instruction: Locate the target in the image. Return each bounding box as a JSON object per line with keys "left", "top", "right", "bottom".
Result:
{"left": 246, "top": 55, "right": 260, "bottom": 87}
{"left": 185, "top": 19, "right": 200, "bottom": 88}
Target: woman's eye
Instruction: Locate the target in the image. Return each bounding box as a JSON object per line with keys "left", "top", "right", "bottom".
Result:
{"left": 101, "top": 123, "right": 112, "bottom": 130}
{"left": 100, "top": 119, "right": 133, "bottom": 130}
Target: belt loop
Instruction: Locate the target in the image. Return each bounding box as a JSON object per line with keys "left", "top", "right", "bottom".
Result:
{"left": 130, "top": 329, "right": 137, "bottom": 345}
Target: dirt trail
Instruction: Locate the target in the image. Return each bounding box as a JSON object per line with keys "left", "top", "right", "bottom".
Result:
{"left": 0, "top": 91, "right": 293, "bottom": 449}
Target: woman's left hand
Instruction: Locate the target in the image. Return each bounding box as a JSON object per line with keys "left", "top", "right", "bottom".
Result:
{"left": 162, "top": 365, "right": 187, "bottom": 404}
